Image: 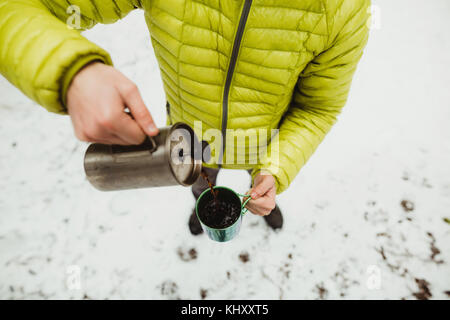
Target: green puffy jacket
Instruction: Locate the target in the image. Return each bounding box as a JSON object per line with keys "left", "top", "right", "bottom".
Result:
{"left": 0, "top": 0, "right": 370, "bottom": 193}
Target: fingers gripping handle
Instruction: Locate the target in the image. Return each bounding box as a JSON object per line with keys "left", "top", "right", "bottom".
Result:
{"left": 238, "top": 193, "right": 252, "bottom": 215}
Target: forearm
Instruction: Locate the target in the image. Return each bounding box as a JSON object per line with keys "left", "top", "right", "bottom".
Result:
{"left": 0, "top": 0, "right": 139, "bottom": 113}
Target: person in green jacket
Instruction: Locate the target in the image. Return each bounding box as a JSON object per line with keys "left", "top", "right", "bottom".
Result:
{"left": 0, "top": 0, "right": 370, "bottom": 234}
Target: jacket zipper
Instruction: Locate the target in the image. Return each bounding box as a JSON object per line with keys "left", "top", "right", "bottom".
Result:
{"left": 166, "top": 101, "right": 172, "bottom": 124}
{"left": 219, "top": 0, "right": 252, "bottom": 165}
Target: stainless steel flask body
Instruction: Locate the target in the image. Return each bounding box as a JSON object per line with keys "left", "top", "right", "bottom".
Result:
{"left": 84, "top": 122, "right": 203, "bottom": 191}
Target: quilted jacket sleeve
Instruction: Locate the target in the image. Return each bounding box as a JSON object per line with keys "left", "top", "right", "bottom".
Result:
{"left": 0, "top": 0, "right": 140, "bottom": 114}
{"left": 252, "top": 0, "right": 371, "bottom": 194}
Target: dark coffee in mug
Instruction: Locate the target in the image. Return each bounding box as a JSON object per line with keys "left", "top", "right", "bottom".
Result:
{"left": 198, "top": 171, "right": 241, "bottom": 229}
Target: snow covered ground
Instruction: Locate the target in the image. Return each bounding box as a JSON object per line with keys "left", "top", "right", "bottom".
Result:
{"left": 0, "top": 0, "right": 449, "bottom": 300}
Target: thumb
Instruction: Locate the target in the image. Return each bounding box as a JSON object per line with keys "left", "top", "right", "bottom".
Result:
{"left": 120, "top": 83, "right": 159, "bottom": 136}
{"left": 250, "top": 176, "right": 274, "bottom": 199}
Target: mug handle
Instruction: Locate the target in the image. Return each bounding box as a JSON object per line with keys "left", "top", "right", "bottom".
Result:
{"left": 237, "top": 193, "right": 252, "bottom": 215}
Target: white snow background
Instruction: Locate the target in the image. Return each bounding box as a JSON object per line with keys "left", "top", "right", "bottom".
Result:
{"left": 0, "top": 0, "right": 449, "bottom": 299}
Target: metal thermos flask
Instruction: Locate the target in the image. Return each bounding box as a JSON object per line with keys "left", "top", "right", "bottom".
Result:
{"left": 84, "top": 122, "right": 205, "bottom": 191}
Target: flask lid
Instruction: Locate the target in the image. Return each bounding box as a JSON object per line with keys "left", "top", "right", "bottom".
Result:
{"left": 167, "top": 123, "right": 203, "bottom": 186}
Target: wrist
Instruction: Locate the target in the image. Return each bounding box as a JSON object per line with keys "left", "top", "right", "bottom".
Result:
{"left": 62, "top": 56, "right": 108, "bottom": 111}
{"left": 251, "top": 169, "right": 280, "bottom": 193}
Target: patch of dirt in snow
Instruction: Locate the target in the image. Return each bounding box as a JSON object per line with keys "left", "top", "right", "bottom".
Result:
{"left": 177, "top": 247, "right": 198, "bottom": 262}
{"left": 159, "top": 280, "right": 180, "bottom": 300}
{"left": 331, "top": 262, "right": 360, "bottom": 298}
{"left": 315, "top": 283, "right": 329, "bottom": 300}
{"left": 426, "top": 232, "right": 444, "bottom": 265}
{"left": 412, "top": 278, "right": 432, "bottom": 300}
{"left": 200, "top": 288, "right": 208, "bottom": 300}
{"left": 400, "top": 200, "right": 415, "bottom": 213}
{"left": 239, "top": 252, "right": 250, "bottom": 263}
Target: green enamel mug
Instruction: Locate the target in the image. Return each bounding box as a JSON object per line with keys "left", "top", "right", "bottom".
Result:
{"left": 195, "top": 186, "right": 251, "bottom": 242}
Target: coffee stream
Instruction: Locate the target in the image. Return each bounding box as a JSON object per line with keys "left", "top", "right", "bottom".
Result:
{"left": 201, "top": 171, "right": 218, "bottom": 206}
